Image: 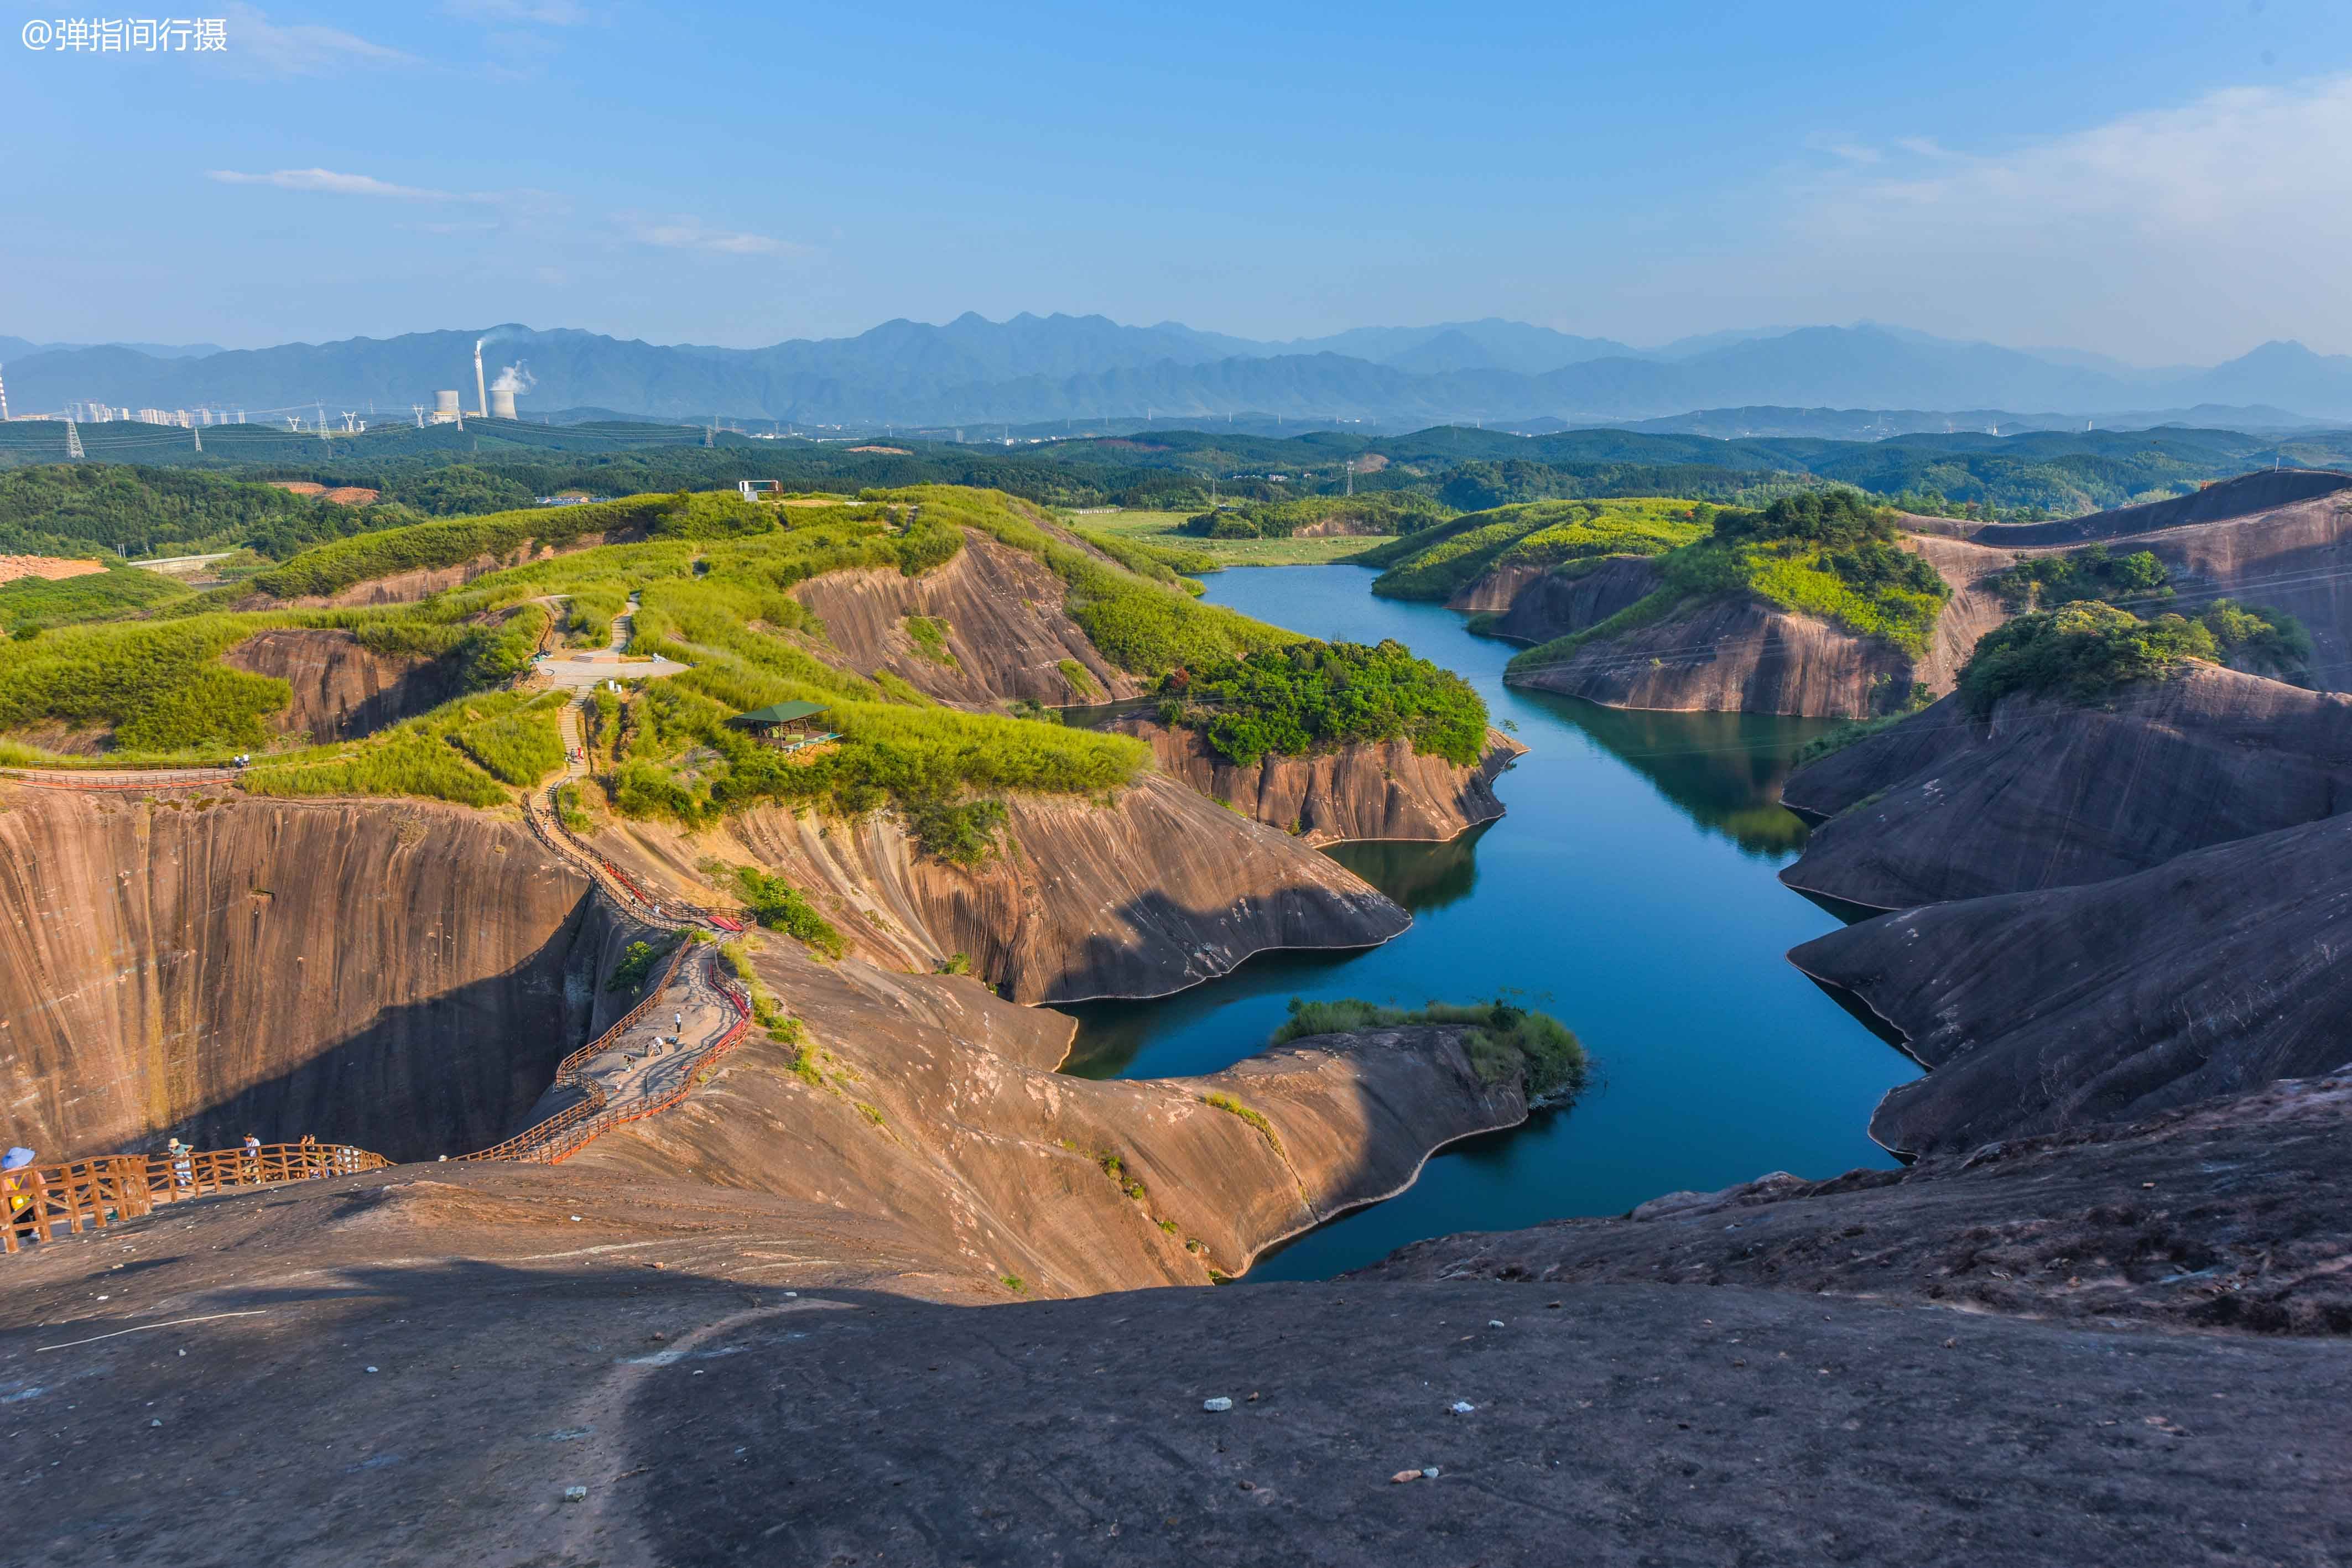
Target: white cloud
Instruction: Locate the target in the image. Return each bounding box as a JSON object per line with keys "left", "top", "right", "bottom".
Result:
{"left": 205, "top": 169, "right": 569, "bottom": 221}
{"left": 221, "top": 3, "right": 415, "bottom": 76}
{"left": 1756, "top": 72, "right": 2352, "bottom": 359}
{"left": 618, "top": 213, "right": 810, "bottom": 258}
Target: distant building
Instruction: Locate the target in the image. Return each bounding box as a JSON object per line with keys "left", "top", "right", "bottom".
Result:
{"left": 737, "top": 480, "right": 785, "bottom": 501}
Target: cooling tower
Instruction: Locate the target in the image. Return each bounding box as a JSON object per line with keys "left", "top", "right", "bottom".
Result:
{"left": 432, "top": 389, "right": 461, "bottom": 423}
{"left": 489, "top": 388, "right": 518, "bottom": 420}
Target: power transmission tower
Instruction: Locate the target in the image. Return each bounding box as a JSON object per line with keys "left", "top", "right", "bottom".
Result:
{"left": 65, "top": 419, "right": 85, "bottom": 460}
{"left": 1344, "top": 457, "right": 1353, "bottom": 497}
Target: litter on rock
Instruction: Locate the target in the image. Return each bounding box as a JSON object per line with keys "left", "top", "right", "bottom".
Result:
{"left": 1202, "top": 1396, "right": 1234, "bottom": 1412}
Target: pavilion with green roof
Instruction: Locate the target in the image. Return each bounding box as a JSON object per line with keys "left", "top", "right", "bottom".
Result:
{"left": 731, "top": 700, "right": 835, "bottom": 748}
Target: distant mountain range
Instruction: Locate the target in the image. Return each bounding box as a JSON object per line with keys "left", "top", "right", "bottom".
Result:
{"left": 6, "top": 315, "right": 2351, "bottom": 429}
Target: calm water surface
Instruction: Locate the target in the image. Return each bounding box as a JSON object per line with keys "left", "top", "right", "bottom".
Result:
{"left": 1058, "top": 565, "right": 1915, "bottom": 1281}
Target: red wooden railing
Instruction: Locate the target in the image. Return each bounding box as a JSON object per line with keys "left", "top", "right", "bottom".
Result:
{"left": 4, "top": 1141, "right": 387, "bottom": 1254}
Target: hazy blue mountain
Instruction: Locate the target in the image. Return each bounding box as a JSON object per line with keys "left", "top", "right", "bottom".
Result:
{"left": 9, "top": 316, "right": 2352, "bottom": 426}
{"left": 1643, "top": 326, "right": 1805, "bottom": 360}
{"left": 0, "top": 337, "right": 223, "bottom": 360}
{"left": 1276, "top": 319, "right": 1635, "bottom": 373}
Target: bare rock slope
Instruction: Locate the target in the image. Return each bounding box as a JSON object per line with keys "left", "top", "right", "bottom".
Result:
{"left": 586, "top": 773, "right": 1411, "bottom": 1002}
{"left": 223, "top": 627, "right": 462, "bottom": 742}
{"left": 1791, "top": 811, "right": 2352, "bottom": 1155}
{"left": 1501, "top": 533, "right": 2013, "bottom": 718}
{"left": 1781, "top": 666, "right": 2352, "bottom": 912}
{"left": 1118, "top": 720, "right": 1524, "bottom": 845}
{"left": 0, "top": 786, "right": 636, "bottom": 1162}
{"left": 1358, "top": 1067, "right": 2352, "bottom": 1335}
{"left": 788, "top": 531, "right": 1140, "bottom": 705}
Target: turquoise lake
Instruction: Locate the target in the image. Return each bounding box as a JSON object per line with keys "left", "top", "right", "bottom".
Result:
{"left": 1058, "top": 564, "right": 1916, "bottom": 1282}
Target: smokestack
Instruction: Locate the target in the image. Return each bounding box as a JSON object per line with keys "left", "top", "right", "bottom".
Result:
{"left": 490, "top": 388, "right": 517, "bottom": 420}
{"left": 473, "top": 340, "right": 488, "bottom": 418}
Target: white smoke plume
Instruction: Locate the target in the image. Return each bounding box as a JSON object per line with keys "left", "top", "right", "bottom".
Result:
{"left": 491, "top": 362, "right": 535, "bottom": 394}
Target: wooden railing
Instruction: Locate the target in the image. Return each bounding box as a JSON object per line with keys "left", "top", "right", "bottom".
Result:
{"left": 8, "top": 914, "right": 764, "bottom": 1254}
{"left": 0, "top": 768, "right": 235, "bottom": 792}
{"left": 4, "top": 1142, "right": 388, "bottom": 1254}
{"left": 513, "top": 950, "right": 756, "bottom": 1166}
{"left": 457, "top": 939, "right": 695, "bottom": 1163}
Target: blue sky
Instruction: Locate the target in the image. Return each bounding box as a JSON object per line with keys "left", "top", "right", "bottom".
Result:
{"left": 8, "top": 0, "right": 2352, "bottom": 358}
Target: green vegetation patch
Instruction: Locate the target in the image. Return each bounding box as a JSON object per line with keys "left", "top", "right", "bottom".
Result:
{"left": 1986, "top": 544, "right": 2169, "bottom": 611}
{"left": 1200, "top": 1091, "right": 1282, "bottom": 1154}
{"left": 1271, "top": 996, "right": 1589, "bottom": 1104}
{"left": 1186, "top": 492, "right": 1451, "bottom": 541}
{"left": 1073, "top": 525, "right": 1217, "bottom": 586}
{"left": 0, "top": 614, "right": 292, "bottom": 752}
{"left": 449, "top": 693, "right": 568, "bottom": 785}
{"left": 1055, "top": 657, "right": 1101, "bottom": 699}
{"left": 606, "top": 936, "right": 679, "bottom": 993}
{"left": 1156, "top": 638, "right": 1489, "bottom": 767}
{"left": 903, "top": 613, "right": 958, "bottom": 666}
{"left": 237, "top": 689, "right": 564, "bottom": 806}
{"left": 1506, "top": 491, "right": 1950, "bottom": 682}
{"left": 1370, "top": 498, "right": 1707, "bottom": 601}
{"left": 0, "top": 556, "right": 195, "bottom": 635}
{"left": 1961, "top": 597, "right": 2314, "bottom": 714}
{"left": 717, "top": 862, "right": 849, "bottom": 959}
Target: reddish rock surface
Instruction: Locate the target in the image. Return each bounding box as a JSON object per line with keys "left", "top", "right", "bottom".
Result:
{"left": 586, "top": 774, "right": 1412, "bottom": 1002}
{"left": 788, "top": 531, "right": 1139, "bottom": 706}
{"left": 1497, "top": 534, "right": 2015, "bottom": 718}
{"left": 1118, "top": 720, "right": 1523, "bottom": 845}
{"left": 223, "top": 627, "right": 462, "bottom": 742}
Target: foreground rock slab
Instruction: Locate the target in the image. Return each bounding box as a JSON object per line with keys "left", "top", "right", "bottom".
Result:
{"left": 6, "top": 1168, "right": 2348, "bottom": 1568}
{"left": 1357, "top": 1069, "right": 2352, "bottom": 1335}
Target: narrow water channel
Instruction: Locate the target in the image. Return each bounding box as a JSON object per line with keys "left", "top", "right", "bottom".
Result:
{"left": 1059, "top": 564, "right": 1916, "bottom": 1281}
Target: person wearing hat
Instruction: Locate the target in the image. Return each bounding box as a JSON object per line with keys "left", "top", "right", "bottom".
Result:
{"left": 3, "top": 1147, "right": 33, "bottom": 1233}
{"left": 168, "top": 1138, "right": 193, "bottom": 1189}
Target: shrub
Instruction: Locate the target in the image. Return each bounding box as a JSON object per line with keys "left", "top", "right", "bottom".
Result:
{"left": 1268, "top": 996, "right": 1588, "bottom": 1105}
{"left": 901, "top": 794, "right": 1008, "bottom": 866}
{"left": 606, "top": 937, "right": 678, "bottom": 993}
{"left": 1200, "top": 1091, "right": 1282, "bottom": 1154}
{"left": 1158, "top": 638, "right": 1489, "bottom": 767}
{"left": 1056, "top": 658, "right": 1101, "bottom": 699}
{"left": 1987, "top": 545, "right": 2169, "bottom": 611}
{"left": 450, "top": 695, "right": 566, "bottom": 785}
{"left": 903, "top": 614, "right": 958, "bottom": 666}
{"left": 1372, "top": 498, "right": 1706, "bottom": 601}
{"left": 1960, "top": 600, "right": 2216, "bottom": 713}
{"left": 721, "top": 863, "right": 849, "bottom": 959}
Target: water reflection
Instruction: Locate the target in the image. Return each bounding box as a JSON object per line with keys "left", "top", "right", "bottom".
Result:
{"left": 1322, "top": 820, "right": 1492, "bottom": 915}
{"left": 1522, "top": 691, "right": 1831, "bottom": 859}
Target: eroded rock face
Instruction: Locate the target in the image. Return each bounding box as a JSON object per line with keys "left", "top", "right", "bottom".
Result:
{"left": 0, "top": 788, "right": 633, "bottom": 1161}
{"left": 1354, "top": 1068, "right": 2352, "bottom": 1336}
{"left": 1495, "top": 535, "right": 2014, "bottom": 718}
{"left": 1446, "top": 556, "right": 1662, "bottom": 642}
{"left": 235, "top": 531, "right": 633, "bottom": 610}
{"left": 573, "top": 927, "right": 1527, "bottom": 1294}
{"left": 788, "top": 532, "right": 1137, "bottom": 706}
{"left": 586, "top": 775, "right": 1411, "bottom": 1002}
{"left": 1948, "top": 475, "right": 2352, "bottom": 694}
{"left": 1789, "top": 812, "right": 2352, "bottom": 1156}
{"left": 1118, "top": 721, "right": 1523, "bottom": 846}
{"left": 223, "top": 627, "right": 462, "bottom": 742}
{"left": 1781, "top": 669, "right": 2352, "bottom": 911}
